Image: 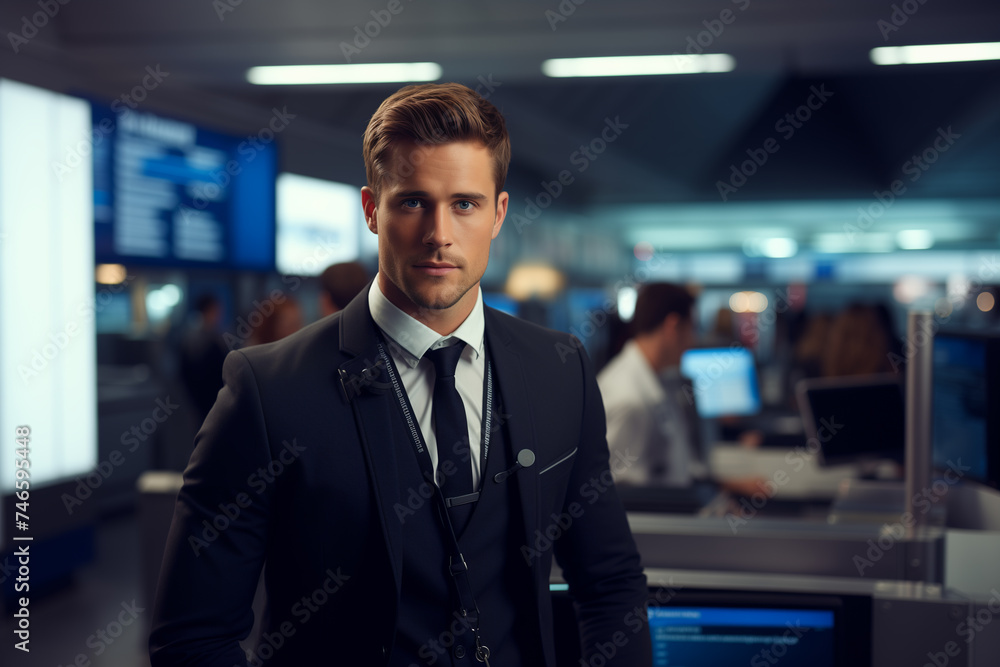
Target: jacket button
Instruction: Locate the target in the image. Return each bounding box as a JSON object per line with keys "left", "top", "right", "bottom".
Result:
{"left": 453, "top": 645, "right": 466, "bottom": 659}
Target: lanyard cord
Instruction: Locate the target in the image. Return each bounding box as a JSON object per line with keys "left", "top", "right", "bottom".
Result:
{"left": 376, "top": 338, "right": 494, "bottom": 663}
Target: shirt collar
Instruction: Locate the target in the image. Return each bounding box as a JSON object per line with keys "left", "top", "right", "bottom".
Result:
{"left": 368, "top": 273, "right": 485, "bottom": 369}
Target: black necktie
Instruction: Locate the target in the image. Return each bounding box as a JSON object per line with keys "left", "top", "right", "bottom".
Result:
{"left": 426, "top": 343, "right": 474, "bottom": 530}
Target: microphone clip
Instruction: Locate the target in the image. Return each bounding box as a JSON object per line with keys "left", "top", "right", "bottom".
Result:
{"left": 494, "top": 449, "right": 535, "bottom": 483}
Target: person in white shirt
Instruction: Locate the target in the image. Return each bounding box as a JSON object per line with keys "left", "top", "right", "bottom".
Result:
{"left": 598, "top": 282, "right": 701, "bottom": 487}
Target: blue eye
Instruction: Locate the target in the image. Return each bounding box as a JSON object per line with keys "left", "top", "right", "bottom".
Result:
{"left": 402, "top": 199, "right": 422, "bottom": 208}
{"left": 456, "top": 200, "right": 474, "bottom": 210}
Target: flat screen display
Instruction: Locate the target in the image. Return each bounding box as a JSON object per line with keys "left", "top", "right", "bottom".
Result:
{"left": 275, "top": 173, "right": 361, "bottom": 276}
{"left": 648, "top": 606, "right": 834, "bottom": 666}
{"left": 92, "top": 104, "right": 276, "bottom": 269}
{"left": 681, "top": 347, "right": 761, "bottom": 418}
{"left": 0, "top": 79, "right": 97, "bottom": 509}
{"left": 933, "top": 332, "right": 999, "bottom": 487}
{"left": 796, "top": 375, "right": 905, "bottom": 466}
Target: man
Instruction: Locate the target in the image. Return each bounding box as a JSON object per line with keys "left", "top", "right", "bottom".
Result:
{"left": 178, "top": 293, "right": 227, "bottom": 424}
{"left": 318, "top": 260, "right": 370, "bottom": 316}
{"left": 598, "top": 283, "right": 702, "bottom": 487}
{"left": 150, "top": 83, "right": 651, "bottom": 666}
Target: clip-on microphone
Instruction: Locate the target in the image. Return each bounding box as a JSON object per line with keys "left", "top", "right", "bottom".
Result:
{"left": 493, "top": 449, "right": 535, "bottom": 483}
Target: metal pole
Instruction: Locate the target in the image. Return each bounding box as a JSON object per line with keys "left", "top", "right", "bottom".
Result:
{"left": 905, "top": 310, "right": 934, "bottom": 533}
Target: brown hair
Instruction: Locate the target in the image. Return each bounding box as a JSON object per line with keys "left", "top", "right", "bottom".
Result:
{"left": 821, "top": 304, "right": 894, "bottom": 377}
{"left": 633, "top": 283, "right": 695, "bottom": 334}
{"left": 319, "top": 261, "right": 370, "bottom": 310}
{"left": 362, "top": 83, "right": 510, "bottom": 202}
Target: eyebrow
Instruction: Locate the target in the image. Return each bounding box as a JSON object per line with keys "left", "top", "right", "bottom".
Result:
{"left": 394, "top": 190, "right": 489, "bottom": 201}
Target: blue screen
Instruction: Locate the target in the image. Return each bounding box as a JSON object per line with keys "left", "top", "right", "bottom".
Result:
{"left": 649, "top": 606, "right": 834, "bottom": 666}
{"left": 92, "top": 104, "right": 276, "bottom": 270}
{"left": 933, "top": 335, "right": 989, "bottom": 481}
{"left": 681, "top": 347, "right": 761, "bottom": 418}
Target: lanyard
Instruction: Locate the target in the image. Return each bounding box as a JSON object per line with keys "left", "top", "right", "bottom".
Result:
{"left": 377, "top": 338, "right": 494, "bottom": 664}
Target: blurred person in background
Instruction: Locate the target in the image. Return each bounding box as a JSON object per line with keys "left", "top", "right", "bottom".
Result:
{"left": 598, "top": 282, "right": 703, "bottom": 487}
{"left": 178, "top": 294, "right": 227, "bottom": 424}
{"left": 821, "top": 303, "right": 898, "bottom": 377}
{"left": 318, "top": 260, "right": 370, "bottom": 316}
{"left": 246, "top": 297, "right": 304, "bottom": 346}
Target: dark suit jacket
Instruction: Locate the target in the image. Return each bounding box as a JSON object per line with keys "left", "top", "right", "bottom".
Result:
{"left": 150, "top": 289, "right": 651, "bottom": 666}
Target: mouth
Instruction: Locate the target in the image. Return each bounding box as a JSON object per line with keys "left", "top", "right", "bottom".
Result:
{"left": 413, "top": 261, "right": 458, "bottom": 276}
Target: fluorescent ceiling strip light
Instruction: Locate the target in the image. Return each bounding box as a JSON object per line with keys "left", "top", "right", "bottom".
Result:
{"left": 542, "top": 54, "right": 735, "bottom": 78}
{"left": 247, "top": 62, "right": 442, "bottom": 85}
{"left": 871, "top": 42, "right": 1000, "bottom": 66}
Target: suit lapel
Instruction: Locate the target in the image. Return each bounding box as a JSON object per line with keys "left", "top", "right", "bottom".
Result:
{"left": 484, "top": 309, "right": 542, "bottom": 582}
{"left": 337, "top": 289, "right": 404, "bottom": 591}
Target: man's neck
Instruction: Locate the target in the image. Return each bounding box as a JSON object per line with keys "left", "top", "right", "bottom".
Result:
{"left": 378, "top": 273, "right": 477, "bottom": 336}
{"left": 635, "top": 335, "right": 680, "bottom": 373}
{"left": 634, "top": 335, "right": 664, "bottom": 372}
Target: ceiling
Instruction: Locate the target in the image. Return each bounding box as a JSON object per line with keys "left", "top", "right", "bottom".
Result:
{"left": 1, "top": 0, "right": 999, "bottom": 254}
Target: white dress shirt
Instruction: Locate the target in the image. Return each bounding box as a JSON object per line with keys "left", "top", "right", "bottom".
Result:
{"left": 368, "top": 275, "right": 486, "bottom": 488}
{"left": 597, "top": 340, "right": 696, "bottom": 486}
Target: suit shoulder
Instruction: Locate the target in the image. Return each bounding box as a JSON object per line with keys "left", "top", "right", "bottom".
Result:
{"left": 236, "top": 311, "right": 345, "bottom": 374}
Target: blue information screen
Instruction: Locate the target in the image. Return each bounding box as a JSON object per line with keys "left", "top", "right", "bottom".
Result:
{"left": 92, "top": 104, "right": 275, "bottom": 270}
{"left": 649, "top": 606, "right": 834, "bottom": 666}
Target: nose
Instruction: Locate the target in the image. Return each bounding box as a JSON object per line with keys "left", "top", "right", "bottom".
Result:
{"left": 423, "top": 204, "right": 453, "bottom": 248}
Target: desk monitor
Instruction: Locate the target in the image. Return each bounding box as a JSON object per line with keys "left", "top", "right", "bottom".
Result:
{"left": 648, "top": 605, "right": 834, "bottom": 666}
{"left": 932, "top": 330, "right": 1000, "bottom": 489}
{"left": 795, "top": 374, "right": 905, "bottom": 467}
{"left": 681, "top": 347, "right": 761, "bottom": 418}
{"left": 550, "top": 585, "right": 862, "bottom": 667}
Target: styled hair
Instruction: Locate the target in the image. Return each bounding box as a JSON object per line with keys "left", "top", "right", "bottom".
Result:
{"left": 632, "top": 283, "right": 695, "bottom": 335}
{"left": 362, "top": 83, "right": 510, "bottom": 202}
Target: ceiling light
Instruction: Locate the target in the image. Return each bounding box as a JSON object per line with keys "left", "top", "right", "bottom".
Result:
{"left": 504, "top": 263, "right": 566, "bottom": 301}
{"left": 247, "top": 62, "right": 443, "bottom": 85}
{"left": 893, "top": 276, "right": 931, "bottom": 304}
{"left": 813, "top": 232, "right": 895, "bottom": 254}
{"left": 729, "top": 292, "right": 750, "bottom": 313}
{"left": 96, "top": 264, "right": 128, "bottom": 285}
{"left": 542, "top": 54, "right": 735, "bottom": 78}
{"left": 617, "top": 287, "right": 638, "bottom": 321}
{"left": 761, "top": 237, "right": 798, "bottom": 258}
{"left": 977, "top": 292, "right": 995, "bottom": 313}
{"left": 871, "top": 42, "right": 1000, "bottom": 66}
{"left": 896, "top": 229, "right": 934, "bottom": 250}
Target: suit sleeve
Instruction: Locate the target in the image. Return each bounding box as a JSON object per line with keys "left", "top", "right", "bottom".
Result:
{"left": 553, "top": 339, "right": 653, "bottom": 666}
{"left": 149, "top": 350, "right": 274, "bottom": 666}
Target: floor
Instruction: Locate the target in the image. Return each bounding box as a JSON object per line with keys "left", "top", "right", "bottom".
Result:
{"left": 1, "top": 512, "right": 152, "bottom": 667}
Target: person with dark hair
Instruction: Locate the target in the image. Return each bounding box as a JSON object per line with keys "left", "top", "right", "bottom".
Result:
{"left": 318, "top": 261, "right": 370, "bottom": 316}
{"left": 821, "top": 303, "right": 899, "bottom": 378}
{"left": 246, "top": 297, "right": 304, "bottom": 346}
{"left": 178, "top": 294, "right": 227, "bottom": 424}
{"left": 598, "top": 282, "right": 701, "bottom": 486}
{"left": 150, "top": 83, "right": 651, "bottom": 666}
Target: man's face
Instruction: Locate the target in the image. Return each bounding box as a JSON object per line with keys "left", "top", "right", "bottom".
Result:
{"left": 362, "top": 140, "right": 508, "bottom": 321}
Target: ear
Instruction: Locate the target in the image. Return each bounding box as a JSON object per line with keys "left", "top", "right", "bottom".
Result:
{"left": 361, "top": 186, "right": 378, "bottom": 234}
{"left": 491, "top": 190, "right": 509, "bottom": 239}
{"left": 660, "top": 313, "right": 681, "bottom": 337}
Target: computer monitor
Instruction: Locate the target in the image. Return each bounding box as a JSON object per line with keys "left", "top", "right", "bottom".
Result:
{"left": 549, "top": 585, "right": 862, "bottom": 667}
{"left": 681, "top": 347, "right": 761, "bottom": 418}
{"left": 795, "top": 374, "right": 905, "bottom": 467}
{"left": 648, "top": 605, "right": 835, "bottom": 666}
{"left": 932, "top": 330, "right": 1000, "bottom": 489}
{"left": 275, "top": 173, "right": 362, "bottom": 276}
